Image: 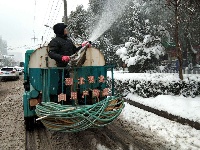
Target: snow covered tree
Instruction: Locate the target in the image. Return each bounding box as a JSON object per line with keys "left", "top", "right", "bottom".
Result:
{"left": 116, "top": 4, "right": 168, "bottom": 73}
{"left": 135, "top": 0, "right": 200, "bottom": 79}
{"left": 116, "top": 33, "right": 165, "bottom": 73}
{"left": 164, "top": 0, "right": 200, "bottom": 79}
{"left": 178, "top": 0, "right": 200, "bottom": 67}
{"left": 89, "top": 0, "right": 108, "bottom": 16}
{"left": 70, "top": 0, "right": 199, "bottom": 72}
{"left": 107, "top": 1, "right": 141, "bottom": 45}
{"left": 67, "top": 5, "right": 89, "bottom": 43}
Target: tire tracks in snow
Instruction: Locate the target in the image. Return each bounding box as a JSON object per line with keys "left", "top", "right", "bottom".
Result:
{"left": 26, "top": 126, "right": 53, "bottom": 150}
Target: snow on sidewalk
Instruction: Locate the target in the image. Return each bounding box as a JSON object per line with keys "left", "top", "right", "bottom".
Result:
{"left": 119, "top": 102, "right": 200, "bottom": 150}
{"left": 109, "top": 71, "right": 200, "bottom": 123}
{"left": 126, "top": 94, "right": 200, "bottom": 123}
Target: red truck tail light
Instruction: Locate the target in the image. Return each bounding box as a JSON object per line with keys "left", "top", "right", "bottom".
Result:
{"left": 11, "top": 71, "right": 16, "bottom": 73}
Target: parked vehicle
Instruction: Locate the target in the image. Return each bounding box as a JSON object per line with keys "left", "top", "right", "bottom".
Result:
{"left": 0, "top": 67, "right": 20, "bottom": 81}
{"left": 15, "top": 67, "right": 23, "bottom": 75}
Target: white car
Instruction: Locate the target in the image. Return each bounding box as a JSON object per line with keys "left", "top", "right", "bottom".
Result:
{"left": 15, "top": 67, "right": 23, "bottom": 75}
{"left": 0, "top": 67, "right": 20, "bottom": 81}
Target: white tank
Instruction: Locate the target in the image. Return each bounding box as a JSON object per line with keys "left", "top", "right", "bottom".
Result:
{"left": 29, "top": 46, "right": 105, "bottom": 68}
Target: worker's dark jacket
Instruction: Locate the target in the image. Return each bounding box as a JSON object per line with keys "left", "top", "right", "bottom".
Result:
{"left": 48, "top": 34, "right": 82, "bottom": 67}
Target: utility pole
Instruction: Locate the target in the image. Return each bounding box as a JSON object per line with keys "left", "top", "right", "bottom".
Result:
{"left": 31, "top": 36, "right": 38, "bottom": 43}
{"left": 31, "top": 31, "right": 38, "bottom": 43}
{"left": 63, "top": 0, "right": 67, "bottom": 25}
{"left": 31, "top": 35, "right": 37, "bottom": 43}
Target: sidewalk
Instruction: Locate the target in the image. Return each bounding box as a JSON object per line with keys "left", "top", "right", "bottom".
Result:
{"left": 125, "top": 94, "right": 200, "bottom": 129}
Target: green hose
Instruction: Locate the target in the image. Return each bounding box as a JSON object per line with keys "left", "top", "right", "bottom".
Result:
{"left": 35, "top": 96, "right": 124, "bottom": 132}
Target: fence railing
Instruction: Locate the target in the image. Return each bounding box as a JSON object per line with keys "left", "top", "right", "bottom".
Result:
{"left": 158, "top": 68, "right": 200, "bottom": 74}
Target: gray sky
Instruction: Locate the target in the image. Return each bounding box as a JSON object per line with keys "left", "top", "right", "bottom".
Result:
{"left": 0, "top": 0, "right": 89, "bottom": 61}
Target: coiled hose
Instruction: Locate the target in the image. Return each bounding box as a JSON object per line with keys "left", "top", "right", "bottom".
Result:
{"left": 35, "top": 96, "right": 124, "bottom": 132}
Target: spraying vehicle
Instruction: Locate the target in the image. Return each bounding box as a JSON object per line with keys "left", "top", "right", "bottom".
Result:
{"left": 23, "top": 44, "right": 124, "bottom": 132}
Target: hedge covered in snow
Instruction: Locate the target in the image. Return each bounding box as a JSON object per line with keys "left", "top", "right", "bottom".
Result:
{"left": 107, "top": 72, "right": 200, "bottom": 98}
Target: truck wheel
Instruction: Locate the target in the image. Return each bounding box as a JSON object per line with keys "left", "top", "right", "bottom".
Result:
{"left": 35, "top": 119, "right": 45, "bottom": 128}
{"left": 24, "top": 117, "right": 35, "bottom": 131}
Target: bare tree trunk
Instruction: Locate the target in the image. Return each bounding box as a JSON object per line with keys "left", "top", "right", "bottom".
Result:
{"left": 175, "top": 0, "right": 183, "bottom": 80}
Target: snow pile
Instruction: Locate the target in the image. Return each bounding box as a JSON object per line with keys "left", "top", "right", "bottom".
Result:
{"left": 107, "top": 71, "right": 200, "bottom": 149}
{"left": 108, "top": 72, "right": 200, "bottom": 120}
{"left": 126, "top": 94, "right": 200, "bottom": 123}
{"left": 119, "top": 103, "right": 200, "bottom": 149}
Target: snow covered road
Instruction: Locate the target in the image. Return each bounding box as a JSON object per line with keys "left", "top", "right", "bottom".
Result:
{"left": 1, "top": 76, "right": 199, "bottom": 149}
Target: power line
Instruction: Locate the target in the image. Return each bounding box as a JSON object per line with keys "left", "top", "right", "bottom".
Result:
{"left": 41, "top": 0, "right": 51, "bottom": 26}
{"left": 44, "top": 0, "right": 62, "bottom": 43}
{"left": 42, "top": 0, "right": 56, "bottom": 40}
{"left": 38, "top": 0, "right": 51, "bottom": 43}
{"left": 30, "top": 0, "right": 60, "bottom": 46}
{"left": 42, "top": 0, "right": 62, "bottom": 44}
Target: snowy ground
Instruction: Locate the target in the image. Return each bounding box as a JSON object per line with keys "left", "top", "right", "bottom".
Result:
{"left": 109, "top": 71, "right": 200, "bottom": 122}
{"left": 109, "top": 71, "right": 200, "bottom": 123}
{"left": 1, "top": 73, "right": 200, "bottom": 149}
{"left": 0, "top": 78, "right": 25, "bottom": 149}
{"left": 112, "top": 71, "right": 200, "bottom": 149}
{"left": 126, "top": 94, "right": 200, "bottom": 123}
{"left": 118, "top": 102, "right": 200, "bottom": 149}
